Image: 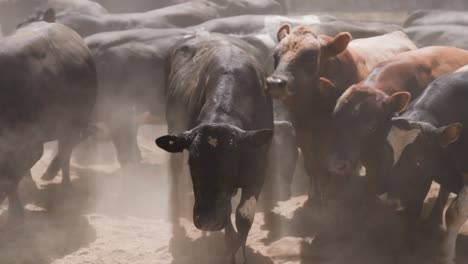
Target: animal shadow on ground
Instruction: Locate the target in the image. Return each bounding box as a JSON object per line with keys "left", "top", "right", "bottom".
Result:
{"left": 0, "top": 177, "right": 96, "bottom": 264}
{"left": 169, "top": 229, "right": 274, "bottom": 264}
{"left": 0, "top": 153, "right": 168, "bottom": 264}
{"left": 72, "top": 161, "right": 170, "bottom": 219}
{"left": 260, "top": 178, "right": 468, "bottom": 264}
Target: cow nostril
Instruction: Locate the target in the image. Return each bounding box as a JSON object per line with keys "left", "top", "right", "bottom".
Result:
{"left": 266, "top": 77, "right": 287, "bottom": 88}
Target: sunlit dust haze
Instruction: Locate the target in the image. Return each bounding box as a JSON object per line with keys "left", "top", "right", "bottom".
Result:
{"left": 1, "top": 1, "right": 468, "bottom": 264}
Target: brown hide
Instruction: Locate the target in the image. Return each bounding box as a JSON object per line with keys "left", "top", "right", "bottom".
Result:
{"left": 331, "top": 46, "right": 468, "bottom": 179}
{"left": 266, "top": 25, "right": 416, "bottom": 201}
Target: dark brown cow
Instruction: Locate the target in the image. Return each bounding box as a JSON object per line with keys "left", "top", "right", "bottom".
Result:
{"left": 331, "top": 46, "right": 468, "bottom": 223}
{"left": 0, "top": 22, "right": 97, "bottom": 221}
{"left": 266, "top": 25, "right": 416, "bottom": 204}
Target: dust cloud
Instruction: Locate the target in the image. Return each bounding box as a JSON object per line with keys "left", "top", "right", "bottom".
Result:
{"left": 1, "top": 1, "right": 468, "bottom": 264}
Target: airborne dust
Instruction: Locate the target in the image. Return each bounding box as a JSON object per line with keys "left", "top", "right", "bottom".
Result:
{"left": 0, "top": 1, "right": 468, "bottom": 264}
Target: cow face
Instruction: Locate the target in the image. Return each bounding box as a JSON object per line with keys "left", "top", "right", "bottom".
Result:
{"left": 156, "top": 124, "right": 272, "bottom": 231}
{"left": 381, "top": 118, "right": 461, "bottom": 209}
{"left": 330, "top": 85, "right": 411, "bottom": 175}
{"left": 266, "top": 24, "right": 351, "bottom": 102}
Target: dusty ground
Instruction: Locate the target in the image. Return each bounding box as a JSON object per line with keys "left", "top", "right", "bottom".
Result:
{"left": 0, "top": 124, "right": 467, "bottom": 264}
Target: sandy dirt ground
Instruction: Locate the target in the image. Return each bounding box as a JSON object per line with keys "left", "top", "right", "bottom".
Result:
{"left": 1, "top": 124, "right": 468, "bottom": 264}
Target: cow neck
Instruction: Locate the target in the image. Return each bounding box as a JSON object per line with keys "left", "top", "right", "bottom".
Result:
{"left": 403, "top": 109, "right": 439, "bottom": 127}
{"left": 321, "top": 48, "right": 361, "bottom": 95}
{"left": 195, "top": 74, "right": 248, "bottom": 130}
{"left": 293, "top": 49, "right": 360, "bottom": 120}
{"left": 286, "top": 81, "right": 333, "bottom": 130}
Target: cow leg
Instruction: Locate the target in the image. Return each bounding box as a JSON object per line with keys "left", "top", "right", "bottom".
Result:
{"left": 224, "top": 215, "right": 237, "bottom": 264}
{"left": 427, "top": 187, "right": 450, "bottom": 228}
{"left": 42, "top": 137, "right": 78, "bottom": 184}
{"left": 110, "top": 107, "right": 141, "bottom": 167}
{"left": 302, "top": 162, "right": 318, "bottom": 207}
{"left": 59, "top": 141, "right": 73, "bottom": 188}
{"left": 403, "top": 180, "right": 433, "bottom": 253}
{"left": 439, "top": 186, "right": 468, "bottom": 264}
{"left": 7, "top": 181, "right": 23, "bottom": 223}
{"left": 54, "top": 133, "right": 81, "bottom": 188}
{"left": 0, "top": 192, "right": 7, "bottom": 205}
{"left": 279, "top": 146, "right": 298, "bottom": 199}
{"left": 234, "top": 189, "right": 259, "bottom": 264}
{"left": 306, "top": 163, "right": 323, "bottom": 208}
{"left": 41, "top": 152, "right": 61, "bottom": 180}
{"left": 169, "top": 153, "right": 184, "bottom": 236}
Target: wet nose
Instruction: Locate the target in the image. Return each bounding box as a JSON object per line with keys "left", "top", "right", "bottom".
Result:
{"left": 266, "top": 76, "right": 287, "bottom": 90}
{"left": 193, "top": 212, "right": 223, "bottom": 231}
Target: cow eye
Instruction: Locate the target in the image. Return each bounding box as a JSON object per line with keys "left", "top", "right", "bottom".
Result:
{"left": 414, "top": 156, "right": 424, "bottom": 167}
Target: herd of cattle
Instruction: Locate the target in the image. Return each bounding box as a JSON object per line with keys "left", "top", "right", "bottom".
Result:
{"left": 2, "top": 0, "right": 468, "bottom": 263}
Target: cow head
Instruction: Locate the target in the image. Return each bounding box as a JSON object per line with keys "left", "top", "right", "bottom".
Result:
{"left": 156, "top": 123, "right": 272, "bottom": 231}
{"left": 266, "top": 24, "right": 351, "bottom": 103}
{"left": 330, "top": 84, "right": 411, "bottom": 175}
{"left": 16, "top": 8, "right": 56, "bottom": 29}
{"left": 381, "top": 118, "right": 462, "bottom": 209}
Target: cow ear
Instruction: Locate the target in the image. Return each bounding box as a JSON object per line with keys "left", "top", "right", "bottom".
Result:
{"left": 43, "top": 8, "right": 56, "bottom": 23}
{"left": 323, "top": 32, "right": 351, "bottom": 58}
{"left": 318, "top": 77, "right": 337, "bottom": 98}
{"left": 277, "top": 24, "right": 290, "bottom": 42}
{"left": 388, "top": 92, "right": 411, "bottom": 114}
{"left": 437, "top": 123, "right": 462, "bottom": 148}
{"left": 155, "top": 133, "right": 192, "bottom": 153}
{"left": 241, "top": 129, "right": 273, "bottom": 148}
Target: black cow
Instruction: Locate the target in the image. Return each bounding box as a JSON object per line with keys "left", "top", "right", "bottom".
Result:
{"left": 44, "top": 0, "right": 107, "bottom": 15}
{"left": 191, "top": 14, "right": 401, "bottom": 40}
{"left": 0, "top": 22, "right": 97, "bottom": 221}
{"left": 156, "top": 33, "right": 273, "bottom": 263}
{"left": 84, "top": 27, "right": 194, "bottom": 167}
{"left": 404, "top": 25, "right": 468, "bottom": 50}
{"left": 0, "top": 0, "right": 107, "bottom": 35}
{"left": 403, "top": 11, "right": 468, "bottom": 50}
{"left": 17, "top": 1, "right": 220, "bottom": 37}
{"left": 18, "top": 0, "right": 287, "bottom": 38}
{"left": 189, "top": 14, "right": 332, "bottom": 35}
{"left": 381, "top": 71, "right": 468, "bottom": 264}
{"left": 95, "top": 0, "right": 287, "bottom": 15}
{"left": 404, "top": 10, "right": 468, "bottom": 27}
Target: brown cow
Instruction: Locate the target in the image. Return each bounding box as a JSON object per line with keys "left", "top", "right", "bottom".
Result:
{"left": 330, "top": 46, "right": 468, "bottom": 224}
{"left": 265, "top": 25, "right": 416, "bottom": 205}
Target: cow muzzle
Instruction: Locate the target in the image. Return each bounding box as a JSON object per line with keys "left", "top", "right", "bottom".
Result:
{"left": 193, "top": 200, "right": 230, "bottom": 232}
{"left": 266, "top": 76, "right": 290, "bottom": 100}
{"left": 193, "top": 210, "right": 227, "bottom": 231}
